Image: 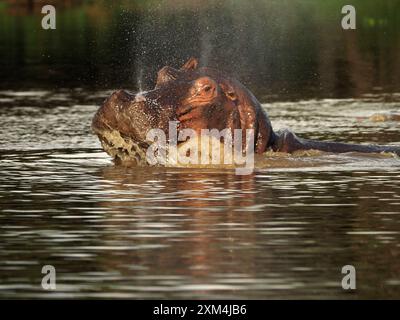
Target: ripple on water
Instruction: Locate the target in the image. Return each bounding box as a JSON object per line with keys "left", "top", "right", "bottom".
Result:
{"left": 1, "top": 91, "right": 400, "bottom": 298}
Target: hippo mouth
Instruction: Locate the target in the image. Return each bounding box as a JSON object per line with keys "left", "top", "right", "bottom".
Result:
{"left": 93, "top": 127, "right": 151, "bottom": 165}
{"left": 93, "top": 124, "right": 236, "bottom": 168}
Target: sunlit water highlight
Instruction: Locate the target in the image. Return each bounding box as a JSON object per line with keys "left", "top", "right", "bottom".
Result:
{"left": 1, "top": 90, "right": 400, "bottom": 299}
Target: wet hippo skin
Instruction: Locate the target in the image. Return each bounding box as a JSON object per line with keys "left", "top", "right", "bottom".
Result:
{"left": 92, "top": 57, "right": 400, "bottom": 162}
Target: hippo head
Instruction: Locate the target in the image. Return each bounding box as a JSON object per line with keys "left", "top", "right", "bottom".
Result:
{"left": 92, "top": 58, "right": 275, "bottom": 164}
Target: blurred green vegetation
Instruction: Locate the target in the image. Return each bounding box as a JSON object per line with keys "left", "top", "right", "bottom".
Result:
{"left": 0, "top": 0, "right": 399, "bottom": 99}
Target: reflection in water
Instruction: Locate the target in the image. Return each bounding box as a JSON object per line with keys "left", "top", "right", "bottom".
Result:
{"left": 0, "top": 90, "right": 400, "bottom": 298}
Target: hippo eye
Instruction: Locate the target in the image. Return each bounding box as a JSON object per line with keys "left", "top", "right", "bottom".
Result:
{"left": 204, "top": 85, "right": 212, "bottom": 92}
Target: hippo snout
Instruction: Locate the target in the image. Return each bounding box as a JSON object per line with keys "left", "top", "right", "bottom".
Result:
{"left": 92, "top": 88, "right": 178, "bottom": 164}
{"left": 92, "top": 89, "right": 157, "bottom": 142}
{"left": 92, "top": 90, "right": 132, "bottom": 133}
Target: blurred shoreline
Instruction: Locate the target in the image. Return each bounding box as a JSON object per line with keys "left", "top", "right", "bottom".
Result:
{"left": 0, "top": 0, "right": 399, "bottom": 100}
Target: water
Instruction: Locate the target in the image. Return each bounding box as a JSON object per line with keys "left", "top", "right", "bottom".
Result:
{"left": 1, "top": 90, "right": 400, "bottom": 298}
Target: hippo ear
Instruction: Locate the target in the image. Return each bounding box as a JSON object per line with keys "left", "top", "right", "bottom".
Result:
{"left": 156, "top": 66, "right": 181, "bottom": 88}
{"left": 181, "top": 57, "right": 199, "bottom": 71}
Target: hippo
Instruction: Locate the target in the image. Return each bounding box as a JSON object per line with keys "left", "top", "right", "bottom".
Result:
{"left": 92, "top": 57, "right": 400, "bottom": 165}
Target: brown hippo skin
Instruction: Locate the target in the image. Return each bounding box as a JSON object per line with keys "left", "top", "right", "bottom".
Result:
{"left": 92, "top": 57, "right": 400, "bottom": 162}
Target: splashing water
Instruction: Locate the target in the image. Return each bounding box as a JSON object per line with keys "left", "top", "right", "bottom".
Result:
{"left": 137, "top": 67, "right": 144, "bottom": 92}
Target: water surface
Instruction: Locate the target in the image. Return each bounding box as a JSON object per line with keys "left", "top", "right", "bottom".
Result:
{"left": 1, "top": 90, "right": 400, "bottom": 299}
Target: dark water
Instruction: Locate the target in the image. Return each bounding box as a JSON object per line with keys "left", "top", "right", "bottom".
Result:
{"left": 1, "top": 0, "right": 400, "bottom": 99}
{"left": 1, "top": 90, "right": 400, "bottom": 298}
